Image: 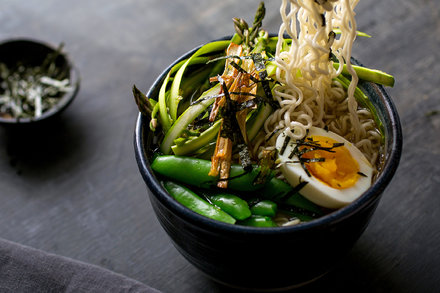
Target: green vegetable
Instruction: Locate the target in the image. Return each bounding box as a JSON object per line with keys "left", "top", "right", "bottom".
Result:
{"left": 151, "top": 155, "right": 267, "bottom": 191}
{"left": 152, "top": 155, "right": 322, "bottom": 216}
{"left": 163, "top": 180, "right": 235, "bottom": 224}
{"left": 283, "top": 193, "right": 322, "bottom": 215}
{"left": 171, "top": 119, "right": 221, "bottom": 156}
{"left": 160, "top": 84, "right": 221, "bottom": 154}
{"left": 203, "top": 192, "right": 251, "bottom": 220}
{"left": 246, "top": 98, "right": 273, "bottom": 142}
{"left": 158, "top": 75, "right": 172, "bottom": 131}
{"left": 250, "top": 200, "right": 277, "bottom": 217}
{"left": 259, "top": 176, "right": 292, "bottom": 200}
{"left": 239, "top": 215, "right": 277, "bottom": 227}
{"left": 158, "top": 56, "right": 213, "bottom": 132}
{"left": 333, "top": 29, "right": 372, "bottom": 38}
{"left": 132, "top": 85, "right": 153, "bottom": 117}
{"left": 230, "top": 33, "right": 242, "bottom": 45}
{"left": 133, "top": 85, "right": 162, "bottom": 131}
{"left": 232, "top": 1, "right": 266, "bottom": 53}
{"left": 260, "top": 178, "right": 322, "bottom": 215}
{"left": 149, "top": 99, "right": 160, "bottom": 131}
{"left": 334, "top": 63, "right": 394, "bottom": 87}
{"left": 169, "top": 40, "right": 230, "bottom": 122}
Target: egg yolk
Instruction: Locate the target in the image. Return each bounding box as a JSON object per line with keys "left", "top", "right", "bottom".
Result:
{"left": 301, "top": 135, "right": 359, "bottom": 189}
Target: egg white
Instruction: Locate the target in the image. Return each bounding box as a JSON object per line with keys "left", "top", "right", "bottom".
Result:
{"left": 276, "top": 126, "right": 373, "bottom": 209}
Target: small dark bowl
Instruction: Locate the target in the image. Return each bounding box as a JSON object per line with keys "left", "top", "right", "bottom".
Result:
{"left": 134, "top": 38, "right": 402, "bottom": 291}
{"left": 0, "top": 38, "right": 79, "bottom": 124}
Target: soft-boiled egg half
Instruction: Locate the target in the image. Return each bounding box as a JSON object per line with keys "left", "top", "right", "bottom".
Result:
{"left": 275, "top": 126, "right": 373, "bottom": 209}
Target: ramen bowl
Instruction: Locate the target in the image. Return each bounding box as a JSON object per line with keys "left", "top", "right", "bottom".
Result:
{"left": 134, "top": 39, "right": 402, "bottom": 291}
{"left": 0, "top": 38, "right": 79, "bottom": 124}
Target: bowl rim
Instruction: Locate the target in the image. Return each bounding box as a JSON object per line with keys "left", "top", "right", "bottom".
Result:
{"left": 0, "top": 38, "right": 80, "bottom": 124}
{"left": 134, "top": 36, "right": 403, "bottom": 235}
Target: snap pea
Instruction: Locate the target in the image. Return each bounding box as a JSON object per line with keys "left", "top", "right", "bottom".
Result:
{"left": 202, "top": 192, "right": 251, "bottom": 221}
{"left": 283, "top": 193, "right": 322, "bottom": 215}
{"left": 239, "top": 215, "right": 277, "bottom": 227}
{"left": 250, "top": 200, "right": 277, "bottom": 217}
{"left": 152, "top": 155, "right": 322, "bottom": 215}
{"left": 260, "top": 176, "right": 322, "bottom": 215}
{"left": 259, "top": 176, "right": 292, "bottom": 200}
{"left": 151, "top": 155, "right": 267, "bottom": 191}
{"left": 163, "top": 180, "right": 236, "bottom": 224}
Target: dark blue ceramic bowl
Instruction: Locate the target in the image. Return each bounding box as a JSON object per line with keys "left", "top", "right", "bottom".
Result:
{"left": 134, "top": 38, "right": 402, "bottom": 291}
{"left": 0, "top": 38, "right": 79, "bottom": 124}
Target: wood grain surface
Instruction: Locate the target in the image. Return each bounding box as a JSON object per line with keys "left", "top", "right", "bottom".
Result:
{"left": 0, "top": 0, "right": 439, "bottom": 292}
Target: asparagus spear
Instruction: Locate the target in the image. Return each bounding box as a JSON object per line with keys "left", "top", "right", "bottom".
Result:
{"left": 334, "top": 63, "right": 395, "bottom": 87}
{"left": 160, "top": 83, "right": 222, "bottom": 154}
{"left": 232, "top": 1, "right": 266, "bottom": 52}
{"left": 168, "top": 40, "right": 230, "bottom": 123}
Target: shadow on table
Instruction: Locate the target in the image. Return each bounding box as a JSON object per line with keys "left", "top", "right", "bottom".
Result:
{"left": 1, "top": 115, "right": 85, "bottom": 178}
{"left": 203, "top": 242, "right": 404, "bottom": 293}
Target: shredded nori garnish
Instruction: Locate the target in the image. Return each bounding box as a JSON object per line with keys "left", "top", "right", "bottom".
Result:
{"left": 266, "top": 128, "right": 279, "bottom": 142}
{"left": 279, "top": 179, "right": 309, "bottom": 202}
{"left": 210, "top": 53, "right": 279, "bottom": 110}
{"left": 251, "top": 53, "right": 280, "bottom": 110}
{"left": 280, "top": 135, "right": 291, "bottom": 156}
{"left": 217, "top": 75, "right": 253, "bottom": 173}
{"left": 327, "top": 31, "right": 336, "bottom": 60}
{"left": 357, "top": 171, "right": 368, "bottom": 177}
{"left": 229, "top": 91, "right": 260, "bottom": 98}
{"left": 277, "top": 203, "right": 320, "bottom": 219}
{"left": 301, "top": 161, "right": 312, "bottom": 177}
{"left": 320, "top": 13, "right": 326, "bottom": 27}
{"left": 229, "top": 61, "right": 260, "bottom": 83}
{"left": 288, "top": 143, "right": 299, "bottom": 159}
{"left": 285, "top": 136, "right": 345, "bottom": 177}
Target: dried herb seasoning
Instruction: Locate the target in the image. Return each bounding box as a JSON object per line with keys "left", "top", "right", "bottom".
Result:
{"left": 0, "top": 43, "right": 73, "bottom": 119}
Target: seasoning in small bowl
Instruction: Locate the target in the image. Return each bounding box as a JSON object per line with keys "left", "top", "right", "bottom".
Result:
{"left": 0, "top": 39, "right": 79, "bottom": 124}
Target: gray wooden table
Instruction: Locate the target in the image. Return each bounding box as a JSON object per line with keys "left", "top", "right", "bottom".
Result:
{"left": 0, "top": 0, "right": 439, "bottom": 292}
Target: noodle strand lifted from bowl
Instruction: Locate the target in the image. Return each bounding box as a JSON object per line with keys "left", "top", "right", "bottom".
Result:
{"left": 260, "top": 0, "right": 381, "bottom": 168}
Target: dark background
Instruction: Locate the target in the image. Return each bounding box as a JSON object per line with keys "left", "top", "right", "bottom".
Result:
{"left": 0, "top": 0, "right": 439, "bottom": 292}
